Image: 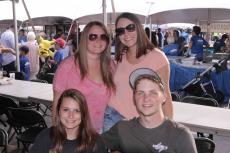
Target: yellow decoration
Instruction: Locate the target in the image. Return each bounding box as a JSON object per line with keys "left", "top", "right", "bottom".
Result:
{"left": 38, "top": 37, "right": 55, "bottom": 58}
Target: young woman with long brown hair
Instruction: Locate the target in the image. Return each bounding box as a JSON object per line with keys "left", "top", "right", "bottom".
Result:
{"left": 53, "top": 21, "right": 115, "bottom": 133}
{"left": 103, "top": 12, "right": 173, "bottom": 132}
{"left": 29, "top": 89, "right": 107, "bottom": 153}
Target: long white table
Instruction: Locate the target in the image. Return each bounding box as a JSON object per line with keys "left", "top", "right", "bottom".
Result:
{"left": 174, "top": 102, "right": 230, "bottom": 153}
{"left": 1, "top": 80, "right": 229, "bottom": 152}
{"left": 0, "top": 79, "right": 53, "bottom": 104}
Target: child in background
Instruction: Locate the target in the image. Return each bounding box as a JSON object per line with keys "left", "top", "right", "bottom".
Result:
{"left": 50, "top": 38, "right": 65, "bottom": 72}
{"left": 19, "top": 45, "right": 30, "bottom": 80}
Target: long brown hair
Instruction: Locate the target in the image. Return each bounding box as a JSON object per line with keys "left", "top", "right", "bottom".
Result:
{"left": 51, "top": 89, "right": 98, "bottom": 153}
{"left": 74, "top": 21, "right": 115, "bottom": 91}
{"left": 115, "top": 12, "right": 155, "bottom": 62}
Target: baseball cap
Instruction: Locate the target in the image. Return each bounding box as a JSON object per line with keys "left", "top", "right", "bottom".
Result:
{"left": 129, "top": 68, "right": 164, "bottom": 89}
{"left": 55, "top": 38, "right": 65, "bottom": 48}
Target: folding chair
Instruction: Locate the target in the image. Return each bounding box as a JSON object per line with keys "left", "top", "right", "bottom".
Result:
{"left": 181, "top": 96, "right": 219, "bottom": 139}
{"left": 7, "top": 107, "right": 47, "bottom": 153}
{"left": 0, "top": 128, "right": 8, "bottom": 153}
{"left": 195, "top": 137, "right": 215, "bottom": 153}
{"left": 0, "top": 95, "right": 18, "bottom": 139}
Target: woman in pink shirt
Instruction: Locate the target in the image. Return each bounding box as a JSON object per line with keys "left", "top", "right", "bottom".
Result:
{"left": 103, "top": 12, "right": 173, "bottom": 132}
{"left": 25, "top": 31, "right": 39, "bottom": 80}
{"left": 53, "top": 21, "right": 115, "bottom": 133}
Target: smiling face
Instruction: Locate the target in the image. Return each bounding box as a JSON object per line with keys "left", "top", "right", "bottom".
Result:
{"left": 134, "top": 79, "right": 166, "bottom": 117}
{"left": 86, "top": 25, "right": 108, "bottom": 56}
{"left": 116, "top": 18, "right": 137, "bottom": 49}
{"left": 59, "top": 97, "right": 81, "bottom": 135}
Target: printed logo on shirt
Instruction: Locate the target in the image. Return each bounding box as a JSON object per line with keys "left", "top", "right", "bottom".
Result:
{"left": 152, "top": 142, "right": 168, "bottom": 153}
{"left": 25, "top": 62, "right": 30, "bottom": 66}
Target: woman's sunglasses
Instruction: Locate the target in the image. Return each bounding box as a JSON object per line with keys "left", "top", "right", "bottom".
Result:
{"left": 115, "top": 24, "right": 136, "bottom": 36}
{"left": 88, "top": 34, "right": 108, "bottom": 41}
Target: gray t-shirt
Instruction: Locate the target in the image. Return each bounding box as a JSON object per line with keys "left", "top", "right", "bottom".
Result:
{"left": 102, "top": 118, "right": 197, "bottom": 153}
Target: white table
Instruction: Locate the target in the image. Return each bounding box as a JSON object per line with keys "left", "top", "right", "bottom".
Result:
{"left": 0, "top": 79, "right": 53, "bottom": 104}
{"left": 174, "top": 102, "right": 230, "bottom": 153}
{"left": 1, "top": 81, "right": 229, "bottom": 152}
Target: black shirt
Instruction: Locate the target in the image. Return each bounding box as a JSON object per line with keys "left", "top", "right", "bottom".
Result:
{"left": 29, "top": 127, "right": 107, "bottom": 153}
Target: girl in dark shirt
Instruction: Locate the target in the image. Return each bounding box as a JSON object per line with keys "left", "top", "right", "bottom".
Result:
{"left": 29, "top": 89, "right": 107, "bottom": 153}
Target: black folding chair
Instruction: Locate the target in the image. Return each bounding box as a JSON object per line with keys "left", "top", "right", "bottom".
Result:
{"left": 0, "top": 95, "right": 18, "bottom": 138}
{"left": 180, "top": 96, "right": 219, "bottom": 139}
{"left": 29, "top": 79, "right": 51, "bottom": 116}
{"left": 180, "top": 96, "right": 219, "bottom": 107}
{"left": 7, "top": 107, "right": 47, "bottom": 153}
{"left": 0, "top": 128, "right": 8, "bottom": 153}
{"left": 195, "top": 137, "right": 215, "bottom": 153}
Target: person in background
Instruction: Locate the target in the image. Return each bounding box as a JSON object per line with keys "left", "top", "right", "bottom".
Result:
{"left": 213, "top": 34, "right": 229, "bottom": 53}
{"left": 29, "top": 89, "right": 107, "bottom": 153}
{"left": 18, "top": 29, "right": 27, "bottom": 44}
{"left": 189, "top": 26, "right": 209, "bottom": 62}
{"left": 19, "top": 45, "right": 30, "bottom": 80}
{"left": 163, "top": 36, "right": 180, "bottom": 56}
{"left": 163, "top": 31, "right": 170, "bottom": 46}
{"left": 145, "top": 27, "right": 158, "bottom": 47}
{"left": 102, "top": 68, "right": 197, "bottom": 153}
{"left": 0, "top": 24, "right": 16, "bottom": 73}
{"left": 103, "top": 12, "right": 172, "bottom": 132}
{"left": 24, "top": 31, "right": 39, "bottom": 80}
{"left": 53, "top": 21, "right": 116, "bottom": 133}
{"left": 173, "top": 29, "right": 180, "bottom": 44}
{"left": 0, "top": 45, "right": 15, "bottom": 71}
{"left": 49, "top": 38, "right": 65, "bottom": 72}
{"left": 157, "top": 28, "right": 164, "bottom": 48}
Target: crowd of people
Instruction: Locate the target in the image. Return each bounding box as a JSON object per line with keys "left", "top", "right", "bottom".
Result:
{"left": 3, "top": 12, "right": 227, "bottom": 153}
{"left": 0, "top": 26, "right": 78, "bottom": 81}
{"left": 145, "top": 25, "right": 230, "bottom": 63}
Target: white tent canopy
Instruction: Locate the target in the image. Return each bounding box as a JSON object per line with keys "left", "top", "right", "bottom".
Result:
{"left": 1, "top": 0, "right": 230, "bottom": 23}
{"left": 76, "top": 12, "right": 146, "bottom": 25}
{"left": 149, "top": 8, "right": 230, "bottom": 25}
{"left": 0, "top": 0, "right": 150, "bottom": 21}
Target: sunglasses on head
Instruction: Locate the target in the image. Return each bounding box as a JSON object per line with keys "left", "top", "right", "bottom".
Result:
{"left": 115, "top": 24, "right": 136, "bottom": 36}
{"left": 88, "top": 34, "right": 108, "bottom": 41}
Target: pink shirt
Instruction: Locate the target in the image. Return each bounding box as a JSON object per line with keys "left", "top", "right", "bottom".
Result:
{"left": 53, "top": 56, "right": 111, "bottom": 132}
{"left": 25, "top": 41, "right": 39, "bottom": 74}
{"left": 108, "top": 50, "right": 169, "bottom": 119}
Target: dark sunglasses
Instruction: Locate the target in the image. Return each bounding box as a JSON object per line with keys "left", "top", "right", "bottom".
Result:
{"left": 88, "top": 34, "right": 108, "bottom": 41}
{"left": 115, "top": 24, "right": 136, "bottom": 36}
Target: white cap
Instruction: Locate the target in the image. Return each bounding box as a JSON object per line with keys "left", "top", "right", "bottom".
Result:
{"left": 129, "top": 68, "right": 163, "bottom": 89}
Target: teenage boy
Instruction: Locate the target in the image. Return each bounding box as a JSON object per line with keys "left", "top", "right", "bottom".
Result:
{"left": 102, "top": 68, "right": 197, "bottom": 153}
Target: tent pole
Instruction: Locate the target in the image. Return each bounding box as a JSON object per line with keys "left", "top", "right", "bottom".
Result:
{"left": 21, "top": 0, "right": 37, "bottom": 36}
{"left": 12, "top": 0, "right": 20, "bottom": 71}
{"left": 102, "top": 0, "right": 107, "bottom": 26}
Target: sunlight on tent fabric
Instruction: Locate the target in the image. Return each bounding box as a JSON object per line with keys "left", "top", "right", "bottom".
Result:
{"left": 0, "top": 0, "right": 153, "bottom": 21}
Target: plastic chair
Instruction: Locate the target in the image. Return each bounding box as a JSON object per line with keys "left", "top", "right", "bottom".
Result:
{"left": 195, "top": 137, "right": 215, "bottom": 153}
{"left": 7, "top": 107, "right": 47, "bottom": 153}
{"left": 0, "top": 128, "right": 8, "bottom": 153}
{"left": 180, "top": 96, "right": 219, "bottom": 139}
